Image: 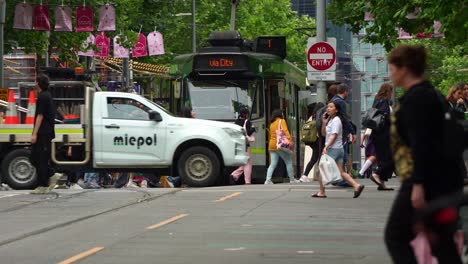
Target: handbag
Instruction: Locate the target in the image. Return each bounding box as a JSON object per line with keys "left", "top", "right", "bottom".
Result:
{"left": 319, "top": 154, "right": 342, "bottom": 185}
{"left": 362, "top": 107, "right": 385, "bottom": 130}
{"left": 276, "top": 120, "right": 291, "bottom": 151}
{"left": 243, "top": 120, "right": 255, "bottom": 143}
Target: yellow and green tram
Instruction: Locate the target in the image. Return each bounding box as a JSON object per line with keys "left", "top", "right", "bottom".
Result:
{"left": 168, "top": 31, "right": 314, "bottom": 183}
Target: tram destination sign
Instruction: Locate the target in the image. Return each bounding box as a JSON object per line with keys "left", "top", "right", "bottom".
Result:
{"left": 193, "top": 54, "right": 248, "bottom": 72}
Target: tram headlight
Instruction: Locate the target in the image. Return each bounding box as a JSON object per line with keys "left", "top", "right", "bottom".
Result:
{"left": 222, "top": 127, "right": 243, "bottom": 139}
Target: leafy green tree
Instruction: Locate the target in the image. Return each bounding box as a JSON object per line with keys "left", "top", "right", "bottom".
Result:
{"left": 328, "top": 0, "right": 467, "bottom": 50}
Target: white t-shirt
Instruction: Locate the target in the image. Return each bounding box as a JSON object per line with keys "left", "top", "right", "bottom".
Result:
{"left": 325, "top": 116, "right": 343, "bottom": 149}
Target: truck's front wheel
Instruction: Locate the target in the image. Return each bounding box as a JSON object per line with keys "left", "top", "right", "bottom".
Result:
{"left": 1, "top": 149, "right": 37, "bottom": 189}
{"left": 178, "top": 146, "right": 220, "bottom": 187}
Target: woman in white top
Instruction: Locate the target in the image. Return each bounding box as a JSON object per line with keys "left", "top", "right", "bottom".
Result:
{"left": 312, "top": 101, "right": 365, "bottom": 198}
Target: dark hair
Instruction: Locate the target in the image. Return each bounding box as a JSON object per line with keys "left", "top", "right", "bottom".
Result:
{"left": 270, "top": 109, "right": 283, "bottom": 123}
{"left": 313, "top": 102, "right": 325, "bottom": 115}
{"left": 337, "top": 83, "right": 350, "bottom": 94}
{"left": 36, "top": 74, "right": 50, "bottom": 91}
{"left": 307, "top": 103, "right": 316, "bottom": 119}
{"left": 180, "top": 106, "right": 193, "bottom": 118}
{"left": 388, "top": 44, "right": 427, "bottom": 77}
{"left": 239, "top": 107, "right": 249, "bottom": 119}
{"left": 328, "top": 101, "right": 346, "bottom": 124}
{"left": 375, "top": 83, "right": 393, "bottom": 100}
{"left": 327, "top": 84, "right": 338, "bottom": 102}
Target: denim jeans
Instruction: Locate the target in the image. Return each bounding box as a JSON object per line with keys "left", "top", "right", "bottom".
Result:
{"left": 266, "top": 150, "right": 294, "bottom": 182}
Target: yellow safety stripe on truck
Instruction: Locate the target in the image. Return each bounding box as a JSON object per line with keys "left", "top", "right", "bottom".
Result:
{"left": 250, "top": 148, "right": 266, "bottom": 154}
{"left": 0, "top": 128, "right": 83, "bottom": 134}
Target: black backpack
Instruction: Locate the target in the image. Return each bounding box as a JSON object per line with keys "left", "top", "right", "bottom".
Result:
{"left": 438, "top": 93, "right": 467, "bottom": 159}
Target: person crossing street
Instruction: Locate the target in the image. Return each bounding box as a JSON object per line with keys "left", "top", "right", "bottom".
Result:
{"left": 30, "top": 74, "right": 62, "bottom": 194}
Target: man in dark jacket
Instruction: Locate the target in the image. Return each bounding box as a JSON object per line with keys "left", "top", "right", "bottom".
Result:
{"left": 30, "top": 74, "right": 62, "bottom": 194}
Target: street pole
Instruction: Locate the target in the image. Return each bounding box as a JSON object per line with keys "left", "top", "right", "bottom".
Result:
{"left": 192, "top": 0, "right": 196, "bottom": 53}
{"left": 122, "top": 58, "right": 129, "bottom": 91}
{"left": 0, "top": 0, "right": 6, "bottom": 88}
{"left": 230, "top": 0, "right": 238, "bottom": 31}
{"left": 316, "top": 0, "right": 326, "bottom": 103}
{"left": 45, "top": 31, "right": 50, "bottom": 67}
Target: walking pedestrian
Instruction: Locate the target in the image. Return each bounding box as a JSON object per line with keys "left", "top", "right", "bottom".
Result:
{"left": 264, "top": 109, "right": 299, "bottom": 184}
{"left": 30, "top": 74, "right": 62, "bottom": 194}
{"left": 359, "top": 128, "right": 377, "bottom": 178}
{"left": 446, "top": 85, "right": 466, "bottom": 113}
{"left": 368, "top": 83, "right": 394, "bottom": 191}
{"left": 384, "top": 44, "right": 464, "bottom": 264}
{"left": 230, "top": 107, "right": 255, "bottom": 184}
{"left": 312, "top": 101, "right": 365, "bottom": 198}
{"left": 300, "top": 102, "right": 325, "bottom": 182}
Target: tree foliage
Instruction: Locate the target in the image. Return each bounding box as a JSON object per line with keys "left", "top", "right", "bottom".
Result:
{"left": 4, "top": 0, "right": 314, "bottom": 69}
{"left": 328, "top": 0, "right": 468, "bottom": 50}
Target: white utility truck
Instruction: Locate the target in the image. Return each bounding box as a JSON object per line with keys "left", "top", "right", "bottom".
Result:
{"left": 0, "top": 83, "right": 249, "bottom": 189}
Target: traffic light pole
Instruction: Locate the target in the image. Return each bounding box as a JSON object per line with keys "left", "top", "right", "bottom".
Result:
{"left": 0, "top": 0, "right": 6, "bottom": 88}
{"left": 316, "top": 0, "right": 326, "bottom": 103}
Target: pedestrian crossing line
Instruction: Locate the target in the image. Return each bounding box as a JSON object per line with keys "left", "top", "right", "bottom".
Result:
{"left": 146, "top": 213, "right": 189, "bottom": 230}
{"left": 215, "top": 192, "right": 242, "bottom": 202}
{"left": 57, "top": 246, "right": 104, "bottom": 264}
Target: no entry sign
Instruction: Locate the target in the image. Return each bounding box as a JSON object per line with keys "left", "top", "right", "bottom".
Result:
{"left": 306, "top": 38, "right": 336, "bottom": 72}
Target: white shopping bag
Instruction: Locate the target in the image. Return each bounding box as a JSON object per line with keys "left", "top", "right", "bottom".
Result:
{"left": 319, "top": 154, "right": 341, "bottom": 185}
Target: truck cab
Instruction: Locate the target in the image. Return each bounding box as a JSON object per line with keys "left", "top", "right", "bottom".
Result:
{"left": 0, "top": 84, "right": 249, "bottom": 189}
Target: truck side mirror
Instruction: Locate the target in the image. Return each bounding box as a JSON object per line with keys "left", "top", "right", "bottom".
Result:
{"left": 149, "top": 110, "right": 163, "bottom": 122}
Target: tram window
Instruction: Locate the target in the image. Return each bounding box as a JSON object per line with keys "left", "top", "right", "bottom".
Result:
{"left": 249, "top": 81, "right": 263, "bottom": 120}
{"left": 187, "top": 80, "right": 261, "bottom": 121}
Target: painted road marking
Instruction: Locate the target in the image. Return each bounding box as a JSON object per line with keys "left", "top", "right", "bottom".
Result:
{"left": 57, "top": 247, "right": 104, "bottom": 264}
{"left": 146, "top": 214, "right": 189, "bottom": 230}
{"left": 0, "top": 194, "right": 21, "bottom": 199}
{"left": 215, "top": 192, "right": 242, "bottom": 202}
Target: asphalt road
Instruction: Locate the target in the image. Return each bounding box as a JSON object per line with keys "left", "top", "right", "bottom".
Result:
{"left": 0, "top": 179, "right": 400, "bottom": 264}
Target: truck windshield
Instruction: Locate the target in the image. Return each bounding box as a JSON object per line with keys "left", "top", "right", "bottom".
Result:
{"left": 187, "top": 80, "right": 260, "bottom": 121}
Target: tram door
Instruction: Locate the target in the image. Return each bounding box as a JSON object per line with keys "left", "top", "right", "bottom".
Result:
{"left": 265, "top": 79, "right": 288, "bottom": 182}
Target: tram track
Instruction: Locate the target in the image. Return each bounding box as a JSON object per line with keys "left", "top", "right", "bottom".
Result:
{"left": 0, "top": 188, "right": 181, "bottom": 247}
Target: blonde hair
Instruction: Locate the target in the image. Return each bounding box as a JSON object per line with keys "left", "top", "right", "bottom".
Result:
{"left": 446, "top": 85, "right": 462, "bottom": 101}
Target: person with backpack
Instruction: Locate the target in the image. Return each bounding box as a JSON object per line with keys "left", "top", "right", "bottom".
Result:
{"left": 230, "top": 107, "right": 255, "bottom": 184}
{"left": 366, "top": 83, "right": 395, "bottom": 191}
{"left": 300, "top": 102, "right": 324, "bottom": 182}
{"left": 384, "top": 44, "right": 464, "bottom": 264}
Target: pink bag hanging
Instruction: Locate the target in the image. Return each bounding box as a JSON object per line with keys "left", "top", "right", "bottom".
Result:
{"left": 54, "top": 6, "right": 72, "bottom": 32}
{"left": 33, "top": 4, "right": 50, "bottom": 31}
{"left": 94, "top": 32, "right": 110, "bottom": 58}
{"left": 78, "top": 34, "right": 95, "bottom": 57}
{"left": 398, "top": 28, "right": 412, "bottom": 40}
{"left": 147, "top": 31, "right": 165, "bottom": 56}
{"left": 113, "top": 36, "right": 129, "bottom": 58}
{"left": 98, "top": 4, "right": 115, "bottom": 32}
{"left": 76, "top": 5, "right": 94, "bottom": 32}
{"left": 132, "top": 33, "right": 148, "bottom": 58}
{"left": 14, "top": 3, "right": 33, "bottom": 30}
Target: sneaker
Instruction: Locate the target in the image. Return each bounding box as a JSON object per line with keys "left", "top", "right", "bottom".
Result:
{"left": 125, "top": 181, "right": 139, "bottom": 188}
{"left": 290, "top": 179, "right": 301, "bottom": 184}
{"left": 69, "top": 183, "right": 83, "bottom": 190}
{"left": 264, "top": 180, "right": 274, "bottom": 185}
{"left": 299, "top": 175, "right": 310, "bottom": 183}
{"left": 48, "top": 173, "right": 63, "bottom": 187}
{"left": 77, "top": 179, "right": 85, "bottom": 188}
{"left": 166, "top": 179, "right": 174, "bottom": 188}
{"left": 30, "top": 186, "right": 46, "bottom": 194}
{"left": 141, "top": 180, "right": 148, "bottom": 188}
